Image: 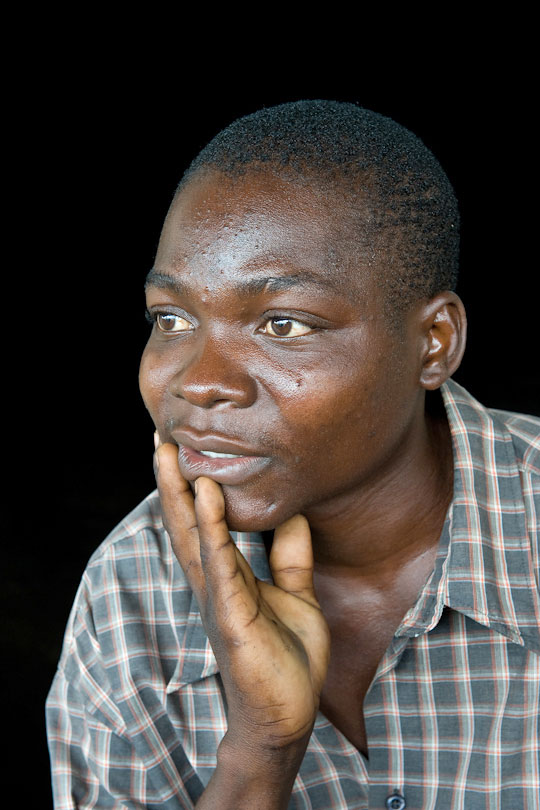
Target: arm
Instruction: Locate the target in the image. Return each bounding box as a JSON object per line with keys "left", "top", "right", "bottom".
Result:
{"left": 154, "top": 442, "right": 330, "bottom": 810}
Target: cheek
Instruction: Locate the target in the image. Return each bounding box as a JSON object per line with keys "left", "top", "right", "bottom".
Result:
{"left": 278, "top": 357, "right": 409, "bottom": 482}
{"left": 139, "top": 347, "right": 172, "bottom": 418}
{"left": 277, "top": 361, "right": 377, "bottom": 443}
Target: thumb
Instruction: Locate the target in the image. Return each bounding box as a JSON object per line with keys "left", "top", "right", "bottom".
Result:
{"left": 269, "top": 514, "right": 317, "bottom": 605}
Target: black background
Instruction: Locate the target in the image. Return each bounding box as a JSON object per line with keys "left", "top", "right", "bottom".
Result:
{"left": 6, "top": 45, "right": 538, "bottom": 806}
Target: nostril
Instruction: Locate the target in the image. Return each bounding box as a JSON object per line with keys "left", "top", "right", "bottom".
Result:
{"left": 169, "top": 360, "right": 256, "bottom": 409}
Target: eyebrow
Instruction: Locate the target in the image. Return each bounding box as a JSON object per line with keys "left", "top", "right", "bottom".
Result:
{"left": 144, "top": 269, "right": 342, "bottom": 296}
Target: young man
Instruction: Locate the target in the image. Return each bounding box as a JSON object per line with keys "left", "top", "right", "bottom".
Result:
{"left": 47, "top": 101, "right": 540, "bottom": 809}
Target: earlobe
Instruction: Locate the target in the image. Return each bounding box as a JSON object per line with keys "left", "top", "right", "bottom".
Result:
{"left": 419, "top": 292, "right": 467, "bottom": 391}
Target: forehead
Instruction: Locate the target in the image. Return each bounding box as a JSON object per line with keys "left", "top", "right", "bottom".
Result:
{"left": 154, "top": 169, "right": 378, "bottom": 297}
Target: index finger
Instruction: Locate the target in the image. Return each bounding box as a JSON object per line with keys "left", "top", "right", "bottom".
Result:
{"left": 155, "top": 442, "right": 205, "bottom": 600}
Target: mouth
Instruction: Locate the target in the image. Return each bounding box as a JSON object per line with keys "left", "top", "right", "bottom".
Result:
{"left": 172, "top": 429, "right": 271, "bottom": 485}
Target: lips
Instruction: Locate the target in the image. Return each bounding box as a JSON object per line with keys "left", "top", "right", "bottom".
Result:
{"left": 171, "top": 428, "right": 271, "bottom": 485}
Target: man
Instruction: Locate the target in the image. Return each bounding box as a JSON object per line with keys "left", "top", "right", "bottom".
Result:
{"left": 47, "top": 101, "right": 540, "bottom": 809}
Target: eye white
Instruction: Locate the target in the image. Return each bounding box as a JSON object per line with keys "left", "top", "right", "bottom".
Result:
{"left": 263, "top": 317, "right": 312, "bottom": 337}
{"left": 156, "top": 313, "right": 193, "bottom": 333}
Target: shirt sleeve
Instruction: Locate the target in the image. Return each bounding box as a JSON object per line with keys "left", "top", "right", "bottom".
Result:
{"left": 47, "top": 666, "right": 137, "bottom": 809}
{"left": 46, "top": 563, "right": 199, "bottom": 809}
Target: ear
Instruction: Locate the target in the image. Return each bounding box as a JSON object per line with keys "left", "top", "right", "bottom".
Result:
{"left": 418, "top": 292, "right": 467, "bottom": 390}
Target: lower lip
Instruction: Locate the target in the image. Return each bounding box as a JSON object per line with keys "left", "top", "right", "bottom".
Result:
{"left": 177, "top": 445, "right": 271, "bottom": 485}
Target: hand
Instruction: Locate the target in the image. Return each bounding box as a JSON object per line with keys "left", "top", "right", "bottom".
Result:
{"left": 154, "top": 441, "right": 330, "bottom": 755}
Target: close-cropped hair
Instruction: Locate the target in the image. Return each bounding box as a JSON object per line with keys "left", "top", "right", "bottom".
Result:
{"left": 179, "top": 100, "right": 460, "bottom": 314}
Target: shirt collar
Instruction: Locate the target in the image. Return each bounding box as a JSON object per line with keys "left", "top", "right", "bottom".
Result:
{"left": 399, "top": 380, "right": 540, "bottom": 652}
{"left": 441, "top": 379, "right": 540, "bottom": 651}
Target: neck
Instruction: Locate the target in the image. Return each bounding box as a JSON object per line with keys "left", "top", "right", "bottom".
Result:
{"left": 306, "top": 398, "right": 453, "bottom": 578}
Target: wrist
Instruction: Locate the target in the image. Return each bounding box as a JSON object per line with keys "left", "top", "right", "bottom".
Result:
{"left": 220, "top": 723, "right": 312, "bottom": 767}
{"left": 212, "top": 729, "right": 310, "bottom": 806}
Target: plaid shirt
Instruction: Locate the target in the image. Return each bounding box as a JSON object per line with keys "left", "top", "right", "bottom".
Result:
{"left": 47, "top": 380, "right": 540, "bottom": 809}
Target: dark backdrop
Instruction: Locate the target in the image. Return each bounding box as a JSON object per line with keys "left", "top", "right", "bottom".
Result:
{"left": 7, "top": 66, "right": 538, "bottom": 806}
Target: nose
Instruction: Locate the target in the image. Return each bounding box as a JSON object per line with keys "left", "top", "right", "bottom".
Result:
{"left": 168, "top": 331, "right": 257, "bottom": 409}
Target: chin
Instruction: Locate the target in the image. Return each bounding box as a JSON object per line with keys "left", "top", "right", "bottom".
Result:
{"left": 221, "top": 487, "right": 289, "bottom": 533}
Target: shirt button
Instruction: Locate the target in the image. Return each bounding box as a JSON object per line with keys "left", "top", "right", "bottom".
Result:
{"left": 386, "top": 794, "right": 406, "bottom": 810}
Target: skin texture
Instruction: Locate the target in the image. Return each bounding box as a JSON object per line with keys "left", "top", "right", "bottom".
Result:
{"left": 140, "top": 168, "right": 467, "bottom": 807}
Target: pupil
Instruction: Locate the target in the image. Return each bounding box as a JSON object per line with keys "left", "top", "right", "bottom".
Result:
{"left": 272, "top": 318, "right": 292, "bottom": 336}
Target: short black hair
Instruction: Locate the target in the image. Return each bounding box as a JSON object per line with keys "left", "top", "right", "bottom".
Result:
{"left": 179, "top": 100, "right": 459, "bottom": 312}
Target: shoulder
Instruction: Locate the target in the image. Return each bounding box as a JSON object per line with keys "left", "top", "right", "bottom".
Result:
{"left": 57, "top": 490, "right": 193, "bottom": 672}
{"left": 444, "top": 379, "right": 540, "bottom": 578}
{"left": 442, "top": 379, "right": 540, "bottom": 545}
{"left": 86, "top": 488, "right": 167, "bottom": 567}
{"left": 442, "top": 382, "right": 540, "bottom": 647}
{"left": 488, "top": 407, "right": 540, "bottom": 581}
{"left": 488, "top": 408, "right": 540, "bottom": 476}
{"left": 79, "top": 489, "right": 186, "bottom": 607}
{"left": 443, "top": 379, "right": 540, "bottom": 478}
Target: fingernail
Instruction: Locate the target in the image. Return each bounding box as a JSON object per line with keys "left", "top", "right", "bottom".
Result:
{"left": 194, "top": 479, "right": 199, "bottom": 495}
{"left": 154, "top": 431, "right": 160, "bottom": 450}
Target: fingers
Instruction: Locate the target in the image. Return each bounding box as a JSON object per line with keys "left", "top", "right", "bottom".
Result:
{"left": 269, "top": 515, "right": 318, "bottom": 606}
{"left": 194, "top": 477, "right": 258, "bottom": 616}
{"left": 193, "top": 477, "right": 235, "bottom": 574}
{"left": 155, "top": 442, "right": 258, "bottom": 625}
{"left": 154, "top": 442, "right": 205, "bottom": 598}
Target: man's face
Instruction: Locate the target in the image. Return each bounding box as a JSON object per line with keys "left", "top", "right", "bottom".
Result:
{"left": 139, "top": 169, "right": 424, "bottom": 531}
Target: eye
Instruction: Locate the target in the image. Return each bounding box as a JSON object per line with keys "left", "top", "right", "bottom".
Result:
{"left": 261, "top": 317, "right": 313, "bottom": 338}
{"left": 153, "top": 313, "right": 193, "bottom": 333}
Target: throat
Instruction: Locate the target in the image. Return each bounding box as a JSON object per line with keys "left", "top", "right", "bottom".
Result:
{"left": 318, "top": 595, "right": 404, "bottom": 757}
{"left": 314, "top": 529, "right": 442, "bottom": 756}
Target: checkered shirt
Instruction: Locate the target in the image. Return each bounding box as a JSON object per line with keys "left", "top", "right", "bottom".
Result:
{"left": 46, "top": 380, "right": 540, "bottom": 809}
